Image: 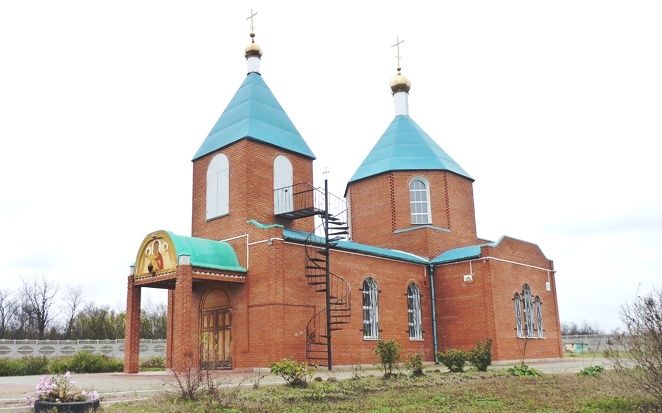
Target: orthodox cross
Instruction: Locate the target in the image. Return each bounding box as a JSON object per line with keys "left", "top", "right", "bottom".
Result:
{"left": 246, "top": 9, "right": 258, "bottom": 34}
{"left": 392, "top": 36, "right": 405, "bottom": 71}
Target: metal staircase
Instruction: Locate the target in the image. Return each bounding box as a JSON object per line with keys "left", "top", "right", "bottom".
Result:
{"left": 274, "top": 180, "right": 351, "bottom": 369}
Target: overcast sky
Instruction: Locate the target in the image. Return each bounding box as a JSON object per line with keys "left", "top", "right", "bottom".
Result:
{"left": 1, "top": 1, "right": 660, "bottom": 331}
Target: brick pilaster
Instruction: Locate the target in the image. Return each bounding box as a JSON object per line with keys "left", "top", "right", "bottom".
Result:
{"left": 172, "top": 257, "right": 197, "bottom": 371}
{"left": 123, "top": 275, "right": 141, "bottom": 373}
{"left": 166, "top": 289, "right": 174, "bottom": 369}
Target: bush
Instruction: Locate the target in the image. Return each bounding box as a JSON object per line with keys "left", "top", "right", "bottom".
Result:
{"left": 0, "top": 356, "right": 49, "bottom": 376}
{"left": 605, "top": 289, "right": 662, "bottom": 402}
{"left": 374, "top": 339, "right": 401, "bottom": 378}
{"left": 49, "top": 352, "right": 123, "bottom": 374}
{"left": 468, "top": 339, "right": 492, "bottom": 372}
{"left": 578, "top": 365, "right": 604, "bottom": 377}
{"left": 140, "top": 356, "right": 165, "bottom": 370}
{"left": 405, "top": 352, "right": 424, "bottom": 377}
{"left": 508, "top": 363, "right": 543, "bottom": 377}
{"left": 437, "top": 349, "right": 467, "bottom": 373}
{"left": 269, "top": 358, "right": 315, "bottom": 387}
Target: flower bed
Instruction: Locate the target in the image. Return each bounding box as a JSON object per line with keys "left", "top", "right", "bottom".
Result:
{"left": 28, "top": 371, "right": 100, "bottom": 412}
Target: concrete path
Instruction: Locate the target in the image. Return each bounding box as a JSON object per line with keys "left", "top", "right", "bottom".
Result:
{"left": 0, "top": 357, "right": 612, "bottom": 411}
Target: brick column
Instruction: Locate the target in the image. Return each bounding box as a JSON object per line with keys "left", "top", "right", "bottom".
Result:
{"left": 124, "top": 268, "right": 141, "bottom": 374}
{"left": 172, "top": 255, "right": 197, "bottom": 371}
{"left": 165, "top": 289, "right": 174, "bottom": 369}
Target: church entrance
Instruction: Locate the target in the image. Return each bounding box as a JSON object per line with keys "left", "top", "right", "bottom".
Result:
{"left": 200, "top": 287, "right": 232, "bottom": 369}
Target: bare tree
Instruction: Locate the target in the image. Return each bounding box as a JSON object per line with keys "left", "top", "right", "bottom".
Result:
{"left": 606, "top": 289, "right": 662, "bottom": 403}
{"left": 62, "top": 286, "right": 84, "bottom": 339}
{"left": 19, "top": 277, "right": 59, "bottom": 339}
{"left": 0, "top": 289, "right": 17, "bottom": 338}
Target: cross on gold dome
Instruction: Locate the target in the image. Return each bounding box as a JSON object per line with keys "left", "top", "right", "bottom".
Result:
{"left": 247, "top": 8, "right": 258, "bottom": 39}
{"left": 392, "top": 36, "right": 405, "bottom": 72}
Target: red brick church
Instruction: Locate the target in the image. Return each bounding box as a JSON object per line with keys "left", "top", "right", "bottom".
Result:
{"left": 124, "top": 29, "right": 562, "bottom": 373}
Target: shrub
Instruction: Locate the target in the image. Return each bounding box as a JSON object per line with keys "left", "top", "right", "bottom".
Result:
{"left": 468, "top": 339, "right": 492, "bottom": 372}
{"left": 140, "top": 356, "right": 165, "bottom": 370}
{"left": 49, "top": 352, "right": 123, "bottom": 374}
{"left": 374, "top": 339, "right": 401, "bottom": 378}
{"left": 508, "top": 363, "right": 543, "bottom": 377}
{"left": 405, "top": 352, "right": 424, "bottom": 377}
{"left": 578, "top": 365, "right": 604, "bottom": 377}
{"left": 269, "top": 358, "right": 315, "bottom": 387}
{"left": 0, "top": 356, "right": 49, "bottom": 376}
{"left": 437, "top": 349, "right": 467, "bottom": 373}
{"left": 605, "top": 289, "right": 662, "bottom": 402}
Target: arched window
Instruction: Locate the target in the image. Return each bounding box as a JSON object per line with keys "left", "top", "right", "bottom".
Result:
{"left": 206, "top": 154, "right": 229, "bottom": 219}
{"left": 534, "top": 296, "right": 544, "bottom": 338}
{"left": 409, "top": 178, "right": 431, "bottom": 224}
{"left": 362, "top": 277, "right": 379, "bottom": 339}
{"left": 273, "top": 155, "right": 293, "bottom": 214}
{"left": 407, "top": 283, "right": 423, "bottom": 340}
{"left": 522, "top": 284, "right": 534, "bottom": 338}
{"left": 513, "top": 292, "right": 523, "bottom": 337}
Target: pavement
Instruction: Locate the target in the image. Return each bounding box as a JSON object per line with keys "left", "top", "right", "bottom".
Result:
{"left": 0, "top": 357, "right": 612, "bottom": 412}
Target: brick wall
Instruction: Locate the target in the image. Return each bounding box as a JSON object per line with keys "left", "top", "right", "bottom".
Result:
{"left": 347, "top": 171, "right": 478, "bottom": 258}
{"left": 191, "top": 139, "right": 314, "bottom": 242}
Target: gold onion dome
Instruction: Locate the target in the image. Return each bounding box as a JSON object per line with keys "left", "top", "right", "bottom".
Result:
{"left": 245, "top": 33, "right": 262, "bottom": 58}
{"left": 390, "top": 71, "right": 411, "bottom": 94}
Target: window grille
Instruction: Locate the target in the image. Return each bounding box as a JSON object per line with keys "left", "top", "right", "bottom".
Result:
{"left": 513, "top": 292, "right": 523, "bottom": 337}
{"left": 534, "top": 296, "right": 544, "bottom": 338}
{"left": 522, "top": 284, "right": 535, "bottom": 338}
{"left": 362, "top": 278, "right": 379, "bottom": 339}
{"left": 407, "top": 283, "right": 423, "bottom": 340}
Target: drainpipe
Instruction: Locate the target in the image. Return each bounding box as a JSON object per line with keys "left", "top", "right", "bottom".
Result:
{"left": 428, "top": 264, "right": 439, "bottom": 363}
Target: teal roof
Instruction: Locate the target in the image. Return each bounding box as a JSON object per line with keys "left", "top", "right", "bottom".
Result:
{"left": 283, "top": 229, "right": 428, "bottom": 264}
{"left": 193, "top": 73, "right": 315, "bottom": 160}
{"left": 167, "top": 231, "right": 246, "bottom": 273}
{"left": 348, "top": 115, "right": 471, "bottom": 184}
{"left": 431, "top": 242, "right": 495, "bottom": 264}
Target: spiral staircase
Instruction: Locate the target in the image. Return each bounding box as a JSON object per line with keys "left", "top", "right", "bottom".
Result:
{"left": 274, "top": 180, "right": 351, "bottom": 369}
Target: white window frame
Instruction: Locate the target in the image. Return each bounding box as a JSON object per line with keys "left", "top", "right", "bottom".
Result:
{"left": 514, "top": 292, "right": 523, "bottom": 338}
{"left": 534, "top": 296, "right": 544, "bottom": 338}
{"left": 407, "top": 283, "right": 423, "bottom": 340}
{"left": 409, "top": 177, "right": 431, "bottom": 225}
{"left": 362, "top": 277, "right": 379, "bottom": 339}
{"left": 273, "top": 155, "right": 294, "bottom": 214}
{"left": 206, "top": 153, "right": 229, "bottom": 220}
{"left": 522, "top": 284, "right": 535, "bottom": 338}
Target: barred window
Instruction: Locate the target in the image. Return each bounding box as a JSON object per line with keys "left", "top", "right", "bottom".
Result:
{"left": 407, "top": 283, "right": 423, "bottom": 340}
{"left": 513, "top": 292, "right": 523, "bottom": 337}
{"left": 409, "top": 178, "right": 431, "bottom": 224}
{"left": 523, "top": 284, "right": 534, "bottom": 338}
{"left": 534, "top": 296, "right": 544, "bottom": 338}
{"left": 362, "top": 277, "right": 379, "bottom": 339}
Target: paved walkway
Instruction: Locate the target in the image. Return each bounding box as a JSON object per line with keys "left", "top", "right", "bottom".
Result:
{"left": 0, "top": 358, "right": 612, "bottom": 411}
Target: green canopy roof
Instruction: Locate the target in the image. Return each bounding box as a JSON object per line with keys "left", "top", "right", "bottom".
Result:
{"left": 193, "top": 73, "right": 315, "bottom": 161}
{"left": 348, "top": 115, "right": 471, "bottom": 185}
{"left": 167, "top": 231, "right": 246, "bottom": 273}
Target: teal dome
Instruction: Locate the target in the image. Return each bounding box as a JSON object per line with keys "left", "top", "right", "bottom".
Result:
{"left": 348, "top": 115, "right": 471, "bottom": 184}
{"left": 194, "top": 73, "right": 315, "bottom": 161}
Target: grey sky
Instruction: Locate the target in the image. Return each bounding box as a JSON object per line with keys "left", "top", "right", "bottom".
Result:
{"left": 1, "top": 1, "right": 660, "bottom": 331}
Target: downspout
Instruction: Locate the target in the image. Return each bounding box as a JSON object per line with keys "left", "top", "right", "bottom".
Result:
{"left": 428, "top": 264, "right": 439, "bottom": 363}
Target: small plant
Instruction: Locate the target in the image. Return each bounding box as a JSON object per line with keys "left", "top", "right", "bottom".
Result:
{"left": 374, "top": 339, "right": 401, "bottom": 378}
{"left": 437, "top": 348, "right": 467, "bottom": 373}
{"left": 28, "top": 371, "right": 100, "bottom": 410}
{"left": 468, "top": 339, "right": 493, "bottom": 372}
{"left": 578, "top": 365, "right": 605, "bottom": 377}
{"left": 140, "top": 356, "right": 165, "bottom": 370}
{"left": 405, "top": 352, "right": 424, "bottom": 377}
{"left": 252, "top": 374, "right": 265, "bottom": 389}
{"left": 269, "top": 358, "right": 316, "bottom": 387}
{"left": 508, "top": 363, "right": 543, "bottom": 377}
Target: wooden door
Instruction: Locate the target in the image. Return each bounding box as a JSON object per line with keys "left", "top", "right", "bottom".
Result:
{"left": 200, "top": 309, "right": 231, "bottom": 369}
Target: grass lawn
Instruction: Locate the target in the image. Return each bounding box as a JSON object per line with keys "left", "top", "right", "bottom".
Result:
{"left": 102, "top": 369, "right": 658, "bottom": 413}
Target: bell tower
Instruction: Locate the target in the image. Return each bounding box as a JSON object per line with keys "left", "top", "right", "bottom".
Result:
{"left": 191, "top": 14, "right": 316, "bottom": 241}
